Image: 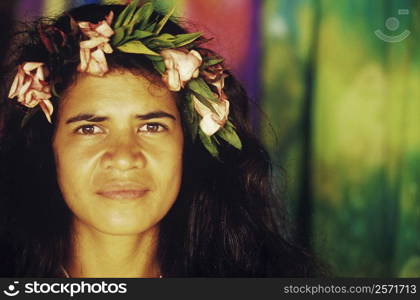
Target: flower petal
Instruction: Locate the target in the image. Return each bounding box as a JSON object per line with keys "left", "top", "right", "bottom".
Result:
{"left": 80, "top": 37, "right": 109, "bottom": 49}
{"left": 192, "top": 68, "right": 200, "bottom": 79}
{"left": 200, "top": 114, "right": 221, "bottom": 136}
{"left": 77, "top": 14, "right": 115, "bottom": 77}
{"left": 193, "top": 95, "right": 229, "bottom": 136}
{"left": 102, "top": 43, "right": 113, "bottom": 54}
{"left": 164, "top": 56, "right": 174, "bottom": 69}
{"left": 8, "top": 67, "right": 25, "bottom": 99}
{"left": 95, "top": 22, "right": 114, "bottom": 38}
{"left": 177, "top": 51, "right": 202, "bottom": 83}
{"left": 91, "top": 49, "right": 108, "bottom": 76}
{"left": 22, "top": 62, "right": 43, "bottom": 75}
{"left": 190, "top": 50, "right": 203, "bottom": 63}
{"left": 86, "top": 60, "right": 102, "bottom": 76}
{"left": 212, "top": 74, "right": 229, "bottom": 100}
{"left": 193, "top": 95, "right": 212, "bottom": 117}
{"left": 160, "top": 49, "right": 203, "bottom": 88}
{"left": 163, "top": 68, "right": 181, "bottom": 91}
{"left": 9, "top": 62, "right": 53, "bottom": 119}
{"left": 212, "top": 99, "right": 229, "bottom": 124}
{"left": 39, "top": 99, "right": 54, "bottom": 123}
{"left": 18, "top": 78, "right": 33, "bottom": 100}
{"left": 78, "top": 48, "right": 90, "bottom": 72}
{"left": 78, "top": 22, "right": 90, "bottom": 30}
{"left": 23, "top": 90, "right": 41, "bottom": 108}
{"left": 34, "top": 64, "right": 45, "bottom": 81}
{"left": 105, "top": 11, "right": 114, "bottom": 25}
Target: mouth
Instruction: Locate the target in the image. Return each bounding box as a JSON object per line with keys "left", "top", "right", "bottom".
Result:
{"left": 97, "top": 189, "right": 149, "bottom": 200}
{"left": 97, "top": 183, "right": 149, "bottom": 200}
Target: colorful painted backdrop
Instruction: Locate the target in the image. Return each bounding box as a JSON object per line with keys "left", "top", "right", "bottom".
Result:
{"left": 14, "top": 0, "right": 420, "bottom": 277}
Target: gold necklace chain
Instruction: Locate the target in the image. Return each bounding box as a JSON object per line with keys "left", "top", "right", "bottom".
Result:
{"left": 60, "top": 265, "right": 163, "bottom": 278}
{"left": 60, "top": 265, "right": 71, "bottom": 278}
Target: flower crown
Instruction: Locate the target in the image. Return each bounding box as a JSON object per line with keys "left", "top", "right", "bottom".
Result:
{"left": 8, "top": 0, "right": 242, "bottom": 158}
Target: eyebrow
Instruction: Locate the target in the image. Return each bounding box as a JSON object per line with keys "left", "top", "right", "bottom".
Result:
{"left": 66, "top": 111, "right": 177, "bottom": 124}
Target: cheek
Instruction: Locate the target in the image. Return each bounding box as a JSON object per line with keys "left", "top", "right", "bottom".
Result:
{"left": 157, "top": 157, "right": 183, "bottom": 196}
{"left": 148, "top": 132, "right": 184, "bottom": 202}
{"left": 54, "top": 142, "right": 99, "bottom": 203}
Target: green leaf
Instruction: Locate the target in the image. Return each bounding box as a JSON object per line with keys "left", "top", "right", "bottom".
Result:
{"left": 173, "top": 32, "right": 202, "bottom": 47}
{"left": 144, "top": 23, "right": 156, "bottom": 32}
{"left": 156, "top": 33, "right": 175, "bottom": 41}
{"left": 21, "top": 107, "right": 40, "bottom": 128}
{"left": 202, "top": 58, "right": 224, "bottom": 69}
{"left": 51, "top": 85, "right": 60, "bottom": 98}
{"left": 114, "top": 0, "right": 140, "bottom": 28}
{"left": 131, "top": 30, "right": 154, "bottom": 40}
{"left": 185, "top": 43, "right": 197, "bottom": 50}
{"left": 217, "top": 124, "right": 242, "bottom": 150}
{"left": 147, "top": 39, "right": 175, "bottom": 49}
{"left": 112, "top": 27, "right": 126, "bottom": 46}
{"left": 187, "top": 78, "right": 219, "bottom": 102}
{"left": 123, "top": 5, "right": 137, "bottom": 27}
{"left": 190, "top": 119, "right": 199, "bottom": 142}
{"left": 185, "top": 92, "right": 198, "bottom": 141}
{"left": 152, "top": 60, "right": 166, "bottom": 74}
{"left": 226, "top": 120, "right": 236, "bottom": 130}
{"left": 185, "top": 92, "right": 195, "bottom": 122}
{"left": 154, "top": 6, "right": 175, "bottom": 34}
{"left": 199, "top": 129, "right": 219, "bottom": 158}
{"left": 136, "top": 2, "right": 154, "bottom": 30}
{"left": 190, "top": 91, "right": 218, "bottom": 115}
{"left": 145, "top": 54, "right": 164, "bottom": 62}
{"left": 117, "top": 40, "right": 159, "bottom": 56}
{"left": 127, "top": 23, "right": 136, "bottom": 35}
{"left": 144, "top": 33, "right": 176, "bottom": 48}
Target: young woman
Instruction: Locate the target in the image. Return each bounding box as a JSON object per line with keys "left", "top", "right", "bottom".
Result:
{"left": 0, "top": 1, "right": 324, "bottom": 277}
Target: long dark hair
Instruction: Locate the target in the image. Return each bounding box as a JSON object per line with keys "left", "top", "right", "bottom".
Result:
{"left": 0, "top": 3, "right": 324, "bottom": 277}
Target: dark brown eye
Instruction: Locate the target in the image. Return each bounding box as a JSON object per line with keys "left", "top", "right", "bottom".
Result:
{"left": 138, "top": 123, "right": 166, "bottom": 133}
{"left": 75, "top": 125, "right": 103, "bottom": 135}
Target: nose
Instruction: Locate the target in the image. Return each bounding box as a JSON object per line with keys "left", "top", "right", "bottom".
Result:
{"left": 101, "top": 133, "right": 146, "bottom": 170}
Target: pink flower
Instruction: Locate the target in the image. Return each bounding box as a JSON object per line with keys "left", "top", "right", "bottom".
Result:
{"left": 8, "top": 62, "right": 53, "bottom": 123}
{"left": 202, "top": 63, "right": 224, "bottom": 82}
{"left": 193, "top": 95, "right": 230, "bottom": 136}
{"left": 161, "top": 49, "right": 203, "bottom": 91}
{"left": 202, "top": 62, "right": 229, "bottom": 101}
{"left": 210, "top": 73, "right": 229, "bottom": 102}
{"left": 77, "top": 11, "right": 114, "bottom": 76}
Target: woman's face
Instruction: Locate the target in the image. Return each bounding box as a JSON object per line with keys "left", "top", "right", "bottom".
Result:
{"left": 53, "top": 71, "right": 184, "bottom": 235}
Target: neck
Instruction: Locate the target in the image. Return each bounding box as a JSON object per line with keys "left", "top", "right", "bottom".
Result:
{"left": 66, "top": 219, "right": 160, "bottom": 278}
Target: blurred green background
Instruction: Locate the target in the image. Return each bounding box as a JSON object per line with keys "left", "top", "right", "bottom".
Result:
{"left": 261, "top": 0, "right": 420, "bottom": 277}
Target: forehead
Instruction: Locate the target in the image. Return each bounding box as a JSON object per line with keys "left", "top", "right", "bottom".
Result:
{"left": 59, "top": 71, "right": 178, "bottom": 117}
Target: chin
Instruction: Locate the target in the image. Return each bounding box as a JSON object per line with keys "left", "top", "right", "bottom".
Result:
{"left": 92, "top": 214, "right": 158, "bottom": 235}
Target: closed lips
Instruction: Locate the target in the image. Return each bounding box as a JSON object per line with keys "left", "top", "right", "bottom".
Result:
{"left": 98, "top": 190, "right": 148, "bottom": 199}
{"left": 97, "top": 183, "right": 149, "bottom": 199}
